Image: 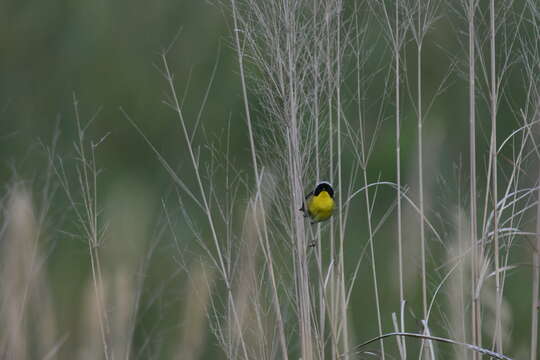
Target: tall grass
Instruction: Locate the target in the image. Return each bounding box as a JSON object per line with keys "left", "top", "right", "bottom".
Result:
{"left": 0, "top": 1, "right": 539, "bottom": 359}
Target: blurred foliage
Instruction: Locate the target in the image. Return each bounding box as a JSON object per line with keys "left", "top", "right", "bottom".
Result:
{"left": 0, "top": 0, "right": 248, "bottom": 185}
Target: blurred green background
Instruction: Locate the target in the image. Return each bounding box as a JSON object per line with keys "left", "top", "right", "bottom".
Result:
{"left": 0, "top": 1, "right": 248, "bottom": 358}
{"left": 0, "top": 0, "right": 537, "bottom": 359}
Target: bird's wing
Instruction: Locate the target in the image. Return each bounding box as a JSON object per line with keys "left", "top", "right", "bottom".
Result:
{"left": 299, "top": 191, "right": 314, "bottom": 213}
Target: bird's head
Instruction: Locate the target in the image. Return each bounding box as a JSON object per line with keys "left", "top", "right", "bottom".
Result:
{"left": 314, "top": 181, "right": 334, "bottom": 198}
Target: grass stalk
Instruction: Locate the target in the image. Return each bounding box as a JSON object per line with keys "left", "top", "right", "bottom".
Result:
{"left": 395, "top": 0, "right": 405, "bottom": 339}
{"left": 489, "top": 0, "right": 502, "bottom": 352}
{"left": 229, "top": 1, "right": 288, "bottom": 358}
{"left": 532, "top": 172, "right": 540, "bottom": 360}
{"left": 362, "top": 167, "right": 385, "bottom": 359}
{"left": 160, "top": 54, "right": 250, "bottom": 359}
{"left": 356, "top": 332, "right": 513, "bottom": 360}
{"left": 464, "top": 0, "right": 481, "bottom": 357}
{"left": 416, "top": 0, "right": 428, "bottom": 331}
{"left": 325, "top": 2, "right": 338, "bottom": 357}
{"left": 378, "top": 0, "right": 406, "bottom": 355}
{"left": 283, "top": 5, "right": 314, "bottom": 357}
{"left": 72, "top": 96, "right": 111, "bottom": 360}
{"left": 335, "top": 3, "right": 351, "bottom": 358}
{"left": 393, "top": 0, "right": 407, "bottom": 360}
{"left": 312, "top": 3, "right": 324, "bottom": 357}
{"left": 355, "top": 5, "right": 385, "bottom": 356}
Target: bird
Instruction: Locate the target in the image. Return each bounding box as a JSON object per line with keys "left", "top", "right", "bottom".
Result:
{"left": 299, "top": 181, "right": 335, "bottom": 224}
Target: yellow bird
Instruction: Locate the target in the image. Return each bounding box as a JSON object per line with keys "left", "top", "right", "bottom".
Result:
{"left": 300, "top": 181, "right": 335, "bottom": 224}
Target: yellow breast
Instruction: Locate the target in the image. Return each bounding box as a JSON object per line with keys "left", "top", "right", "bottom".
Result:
{"left": 307, "top": 191, "right": 335, "bottom": 222}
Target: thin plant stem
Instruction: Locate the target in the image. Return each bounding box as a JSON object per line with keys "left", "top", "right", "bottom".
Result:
{"left": 413, "top": 1, "right": 429, "bottom": 357}
{"left": 394, "top": 3, "right": 406, "bottom": 357}
{"left": 313, "top": 2, "right": 324, "bottom": 357}
{"left": 72, "top": 96, "right": 111, "bottom": 360}
{"left": 335, "top": 3, "right": 350, "bottom": 358}
{"left": 489, "top": 0, "right": 502, "bottom": 353}
{"left": 379, "top": 0, "right": 406, "bottom": 354}
{"left": 283, "top": 5, "right": 313, "bottom": 357}
{"left": 161, "top": 54, "right": 250, "bottom": 360}
{"left": 362, "top": 168, "right": 385, "bottom": 359}
{"left": 230, "top": 0, "right": 258, "bottom": 178}
{"left": 354, "top": 4, "right": 385, "bottom": 358}
{"left": 326, "top": 3, "right": 338, "bottom": 357}
{"left": 466, "top": 0, "right": 480, "bottom": 358}
{"left": 417, "top": 0, "right": 427, "bottom": 329}
{"left": 354, "top": 332, "right": 513, "bottom": 360}
{"left": 229, "top": 0, "right": 288, "bottom": 357}
{"left": 532, "top": 173, "right": 540, "bottom": 360}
